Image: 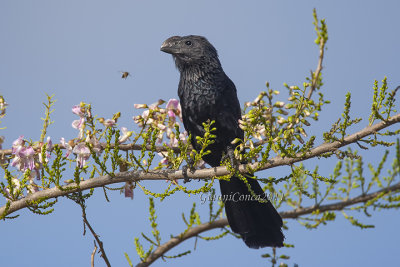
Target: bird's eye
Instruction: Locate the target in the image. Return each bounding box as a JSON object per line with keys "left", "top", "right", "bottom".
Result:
{"left": 185, "top": 40, "right": 192, "bottom": 46}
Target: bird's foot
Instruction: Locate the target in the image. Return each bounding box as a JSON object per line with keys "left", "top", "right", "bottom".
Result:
{"left": 182, "top": 158, "right": 196, "bottom": 183}
{"left": 222, "top": 147, "right": 239, "bottom": 171}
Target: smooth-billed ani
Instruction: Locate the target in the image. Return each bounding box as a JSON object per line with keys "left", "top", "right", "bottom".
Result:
{"left": 161, "top": 35, "right": 284, "bottom": 248}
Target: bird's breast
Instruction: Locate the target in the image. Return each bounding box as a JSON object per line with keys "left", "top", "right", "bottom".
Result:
{"left": 179, "top": 79, "right": 219, "bottom": 117}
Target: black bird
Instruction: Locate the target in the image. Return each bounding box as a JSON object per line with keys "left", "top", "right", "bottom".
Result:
{"left": 161, "top": 35, "right": 284, "bottom": 248}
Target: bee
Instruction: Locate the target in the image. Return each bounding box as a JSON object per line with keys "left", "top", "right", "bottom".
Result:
{"left": 120, "top": 71, "right": 131, "bottom": 79}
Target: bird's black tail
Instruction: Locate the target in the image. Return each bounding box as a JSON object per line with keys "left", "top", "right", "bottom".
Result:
{"left": 219, "top": 174, "right": 284, "bottom": 248}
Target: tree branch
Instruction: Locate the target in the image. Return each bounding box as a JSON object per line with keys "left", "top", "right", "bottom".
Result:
{"left": 1, "top": 113, "right": 399, "bottom": 218}
{"left": 81, "top": 202, "right": 111, "bottom": 267}
{"left": 0, "top": 142, "right": 181, "bottom": 157}
{"left": 135, "top": 181, "right": 400, "bottom": 267}
{"left": 307, "top": 37, "right": 325, "bottom": 99}
{"left": 136, "top": 219, "right": 228, "bottom": 267}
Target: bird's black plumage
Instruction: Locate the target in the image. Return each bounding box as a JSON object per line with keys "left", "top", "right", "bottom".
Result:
{"left": 161, "top": 35, "right": 284, "bottom": 248}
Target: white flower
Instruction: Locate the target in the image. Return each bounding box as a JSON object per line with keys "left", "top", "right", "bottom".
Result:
{"left": 134, "top": 104, "right": 148, "bottom": 109}
{"left": 27, "top": 180, "right": 40, "bottom": 194}
{"left": 103, "top": 119, "right": 116, "bottom": 127}
{"left": 39, "top": 136, "right": 52, "bottom": 164}
{"left": 4, "top": 178, "right": 22, "bottom": 200}
{"left": 72, "top": 117, "right": 85, "bottom": 139}
{"left": 86, "top": 135, "right": 101, "bottom": 156}
{"left": 118, "top": 127, "right": 133, "bottom": 144}
{"left": 179, "top": 131, "right": 188, "bottom": 144}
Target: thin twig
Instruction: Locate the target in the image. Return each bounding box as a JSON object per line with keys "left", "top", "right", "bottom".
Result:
{"left": 1, "top": 113, "right": 400, "bottom": 218}
{"left": 307, "top": 37, "right": 325, "bottom": 100}
{"left": 80, "top": 201, "right": 112, "bottom": 267}
{"left": 91, "top": 241, "right": 97, "bottom": 267}
{"left": 252, "top": 39, "right": 326, "bottom": 148}
{"left": 135, "top": 181, "right": 400, "bottom": 267}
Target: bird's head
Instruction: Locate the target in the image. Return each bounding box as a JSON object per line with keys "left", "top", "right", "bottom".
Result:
{"left": 160, "top": 35, "right": 220, "bottom": 69}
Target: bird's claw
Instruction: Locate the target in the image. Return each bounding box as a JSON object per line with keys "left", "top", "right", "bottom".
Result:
{"left": 182, "top": 158, "right": 196, "bottom": 183}
{"left": 222, "top": 147, "right": 239, "bottom": 170}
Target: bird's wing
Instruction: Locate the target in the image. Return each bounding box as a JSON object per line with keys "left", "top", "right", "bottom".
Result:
{"left": 215, "top": 75, "right": 244, "bottom": 145}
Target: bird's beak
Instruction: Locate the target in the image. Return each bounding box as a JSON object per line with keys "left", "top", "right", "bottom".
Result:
{"left": 160, "top": 36, "right": 181, "bottom": 55}
{"left": 160, "top": 42, "right": 175, "bottom": 54}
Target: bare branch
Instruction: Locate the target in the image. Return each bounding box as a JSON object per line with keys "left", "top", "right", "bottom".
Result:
{"left": 135, "top": 181, "right": 400, "bottom": 267}
{"left": 1, "top": 113, "right": 400, "bottom": 218}
{"left": 81, "top": 202, "right": 111, "bottom": 267}
{"left": 91, "top": 241, "right": 97, "bottom": 267}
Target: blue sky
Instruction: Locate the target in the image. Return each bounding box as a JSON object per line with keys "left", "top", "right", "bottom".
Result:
{"left": 1, "top": 1, "right": 399, "bottom": 266}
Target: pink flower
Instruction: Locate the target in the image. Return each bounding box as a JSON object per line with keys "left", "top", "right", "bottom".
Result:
{"left": 72, "top": 143, "right": 91, "bottom": 168}
{"left": 168, "top": 110, "right": 175, "bottom": 118}
{"left": 12, "top": 135, "right": 24, "bottom": 154}
{"left": 133, "top": 115, "right": 142, "bottom": 126}
{"left": 60, "top": 137, "right": 73, "bottom": 158}
{"left": 166, "top": 99, "right": 179, "bottom": 109}
{"left": 72, "top": 117, "right": 84, "bottom": 129}
{"left": 158, "top": 152, "right": 169, "bottom": 165}
{"left": 157, "top": 124, "right": 167, "bottom": 131}
{"left": 71, "top": 105, "right": 86, "bottom": 139}
{"left": 124, "top": 182, "right": 134, "bottom": 199}
{"left": 166, "top": 99, "right": 182, "bottom": 121}
{"left": 11, "top": 146, "right": 35, "bottom": 171}
{"left": 169, "top": 135, "right": 178, "bottom": 147}
{"left": 149, "top": 99, "right": 165, "bottom": 110}
{"left": 11, "top": 136, "right": 50, "bottom": 179}
{"left": 46, "top": 136, "right": 53, "bottom": 150}
{"left": 156, "top": 131, "right": 164, "bottom": 144}
{"left": 165, "top": 128, "right": 187, "bottom": 147}
{"left": 11, "top": 136, "right": 34, "bottom": 172}
{"left": 72, "top": 105, "right": 84, "bottom": 117}
{"left": 167, "top": 98, "right": 179, "bottom": 113}
{"left": 141, "top": 110, "right": 150, "bottom": 120}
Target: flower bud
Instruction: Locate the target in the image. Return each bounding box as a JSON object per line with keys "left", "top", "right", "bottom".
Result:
{"left": 134, "top": 104, "right": 148, "bottom": 109}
